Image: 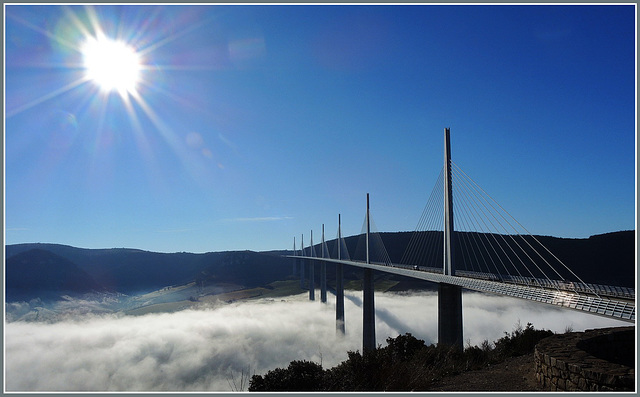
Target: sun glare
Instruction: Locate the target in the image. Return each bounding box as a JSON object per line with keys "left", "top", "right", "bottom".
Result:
{"left": 82, "top": 36, "right": 141, "bottom": 95}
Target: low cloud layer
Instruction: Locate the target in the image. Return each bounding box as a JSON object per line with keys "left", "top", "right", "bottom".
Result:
{"left": 5, "top": 291, "right": 626, "bottom": 391}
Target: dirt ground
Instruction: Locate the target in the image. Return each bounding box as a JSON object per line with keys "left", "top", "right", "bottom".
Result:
{"left": 428, "top": 353, "right": 545, "bottom": 391}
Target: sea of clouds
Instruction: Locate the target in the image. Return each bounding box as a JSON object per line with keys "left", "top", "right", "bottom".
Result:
{"left": 5, "top": 291, "right": 626, "bottom": 392}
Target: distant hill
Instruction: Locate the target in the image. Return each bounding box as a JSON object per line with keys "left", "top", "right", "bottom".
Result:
{"left": 5, "top": 243, "right": 213, "bottom": 292}
{"left": 5, "top": 230, "right": 635, "bottom": 302}
{"left": 6, "top": 249, "right": 106, "bottom": 301}
{"left": 5, "top": 244, "right": 293, "bottom": 301}
{"left": 323, "top": 230, "right": 636, "bottom": 288}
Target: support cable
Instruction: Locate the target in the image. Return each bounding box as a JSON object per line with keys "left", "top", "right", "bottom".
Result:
{"left": 453, "top": 168, "right": 536, "bottom": 285}
{"left": 454, "top": 193, "right": 494, "bottom": 275}
{"left": 418, "top": 186, "right": 444, "bottom": 268}
{"left": 401, "top": 167, "right": 444, "bottom": 267}
{"left": 369, "top": 217, "right": 392, "bottom": 265}
{"left": 452, "top": 162, "right": 596, "bottom": 296}
{"left": 451, "top": 175, "right": 509, "bottom": 277}
{"left": 402, "top": 176, "right": 440, "bottom": 265}
{"left": 455, "top": 168, "right": 552, "bottom": 289}
{"left": 453, "top": 207, "right": 480, "bottom": 273}
{"left": 334, "top": 229, "right": 351, "bottom": 260}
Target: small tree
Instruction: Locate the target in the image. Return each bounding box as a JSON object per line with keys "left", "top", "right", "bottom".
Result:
{"left": 385, "top": 332, "right": 427, "bottom": 362}
{"left": 248, "top": 360, "right": 324, "bottom": 391}
{"left": 493, "top": 322, "right": 553, "bottom": 358}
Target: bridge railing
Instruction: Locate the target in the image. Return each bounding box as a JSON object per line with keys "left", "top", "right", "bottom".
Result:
{"left": 294, "top": 252, "right": 635, "bottom": 302}
{"left": 292, "top": 255, "right": 635, "bottom": 322}
{"left": 327, "top": 259, "right": 635, "bottom": 301}
{"left": 441, "top": 270, "right": 635, "bottom": 301}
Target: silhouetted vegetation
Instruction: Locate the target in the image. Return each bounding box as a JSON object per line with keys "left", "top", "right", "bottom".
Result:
{"left": 248, "top": 360, "right": 325, "bottom": 391}
{"left": 248, "top": 323, "right": 553, "bottom": 391}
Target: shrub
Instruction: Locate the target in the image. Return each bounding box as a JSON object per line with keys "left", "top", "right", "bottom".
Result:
{"left": 248, "top": 323, "right": 552, "bottom": 391}
{"left": 248, "top": 360, "right": 324, "bottom": 391}
{"left": 492, "top": 322, "right": 553, "bottom": 359}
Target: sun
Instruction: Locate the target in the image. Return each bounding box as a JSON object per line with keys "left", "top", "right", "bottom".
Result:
{"left": 81, "top": 35, "right": 142, "bottom": 96}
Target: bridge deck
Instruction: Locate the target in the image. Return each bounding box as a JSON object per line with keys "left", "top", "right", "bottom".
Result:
{"left": 291, "top": 256, "right": 635, "bottom": 323}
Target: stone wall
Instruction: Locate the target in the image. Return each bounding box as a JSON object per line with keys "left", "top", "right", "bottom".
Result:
{"left": 534, "top": 326, "right": 635, "bottom": 391}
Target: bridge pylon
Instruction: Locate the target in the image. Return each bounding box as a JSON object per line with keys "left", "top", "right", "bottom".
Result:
{"left": 439, "top": 127, "right": 463, "bottom": 349}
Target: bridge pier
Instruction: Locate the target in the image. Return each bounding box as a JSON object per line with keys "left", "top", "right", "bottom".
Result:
{"left": 309, "top": 262, "right": 315, "bottom": 301}
{"left": 363, "top": 268, "right": 376, "bottom": 351}
{"left": 336, "top": 263, "right": 345, "bottom": 334}
{"left": 336, "top": 214, "right": 345, "bottom": 334}
{"left": 438, "top": 283, "right": 463, "bottom": 349}
{"left": 320, "top": 225, "right": 327, "bottom": 303}
{"left": 300, "top": 234, "right": 305, "bottom": 289}
{"left": 300, "top": 259, "right": 305, "bottom": 289}
{"left": 309, "top": 230, "right": 316, "bottom": 300}
{"left": 320, "top": 263, "right": 327, "bottom": 302}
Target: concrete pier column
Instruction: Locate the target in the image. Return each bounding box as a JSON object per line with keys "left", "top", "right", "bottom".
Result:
{"left": 336, "top": 214, "right": 345, "bottom": 334}
{"left": 336, "top": 263, "right": 345, "bottom": 334}
{"left": 320, "top": 225, "right": 327, "bottom": 303}
{"left": 363, "top": 268, "right": 375, "bottom": 351}
{"left": 320, "top": 263, "right": 327, "bottom": 302}
{"left": 309, "top": 230, "right": 315, "bottom": 301}
{"left": 438, "top": 283, "right": 463, "bottom": 349}
{"left": 300, "top": 259, "right": 305, "bottom": 289}
{"left": 309, "top": 263, "right": 315, "bottom": 301}
{"left": 300, "top": 234, "right": 305, "bottom": 289}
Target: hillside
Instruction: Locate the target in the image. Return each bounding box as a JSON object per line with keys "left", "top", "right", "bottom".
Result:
{"left": 5, "top": 244, "right": 292, "bottom": 301}
{"left": 6, "top": 249, "right": 106, "bottom": 301}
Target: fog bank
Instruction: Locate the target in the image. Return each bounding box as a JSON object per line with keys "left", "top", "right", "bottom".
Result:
{"left": 5, "top": 291, "right": 627, "bottom": 391}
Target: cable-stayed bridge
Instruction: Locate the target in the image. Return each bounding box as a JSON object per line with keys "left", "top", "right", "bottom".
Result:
{"left": 289, "top": 128, "right": 634, "bottom": 352}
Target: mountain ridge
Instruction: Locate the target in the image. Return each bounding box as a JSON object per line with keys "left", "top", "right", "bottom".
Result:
{"left": 5, "top": 230, "right": 635, "bottom": 303}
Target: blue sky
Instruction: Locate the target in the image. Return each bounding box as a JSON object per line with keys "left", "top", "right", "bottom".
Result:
{"left": 5, "top": 4, "right": 636, "bottom": 253}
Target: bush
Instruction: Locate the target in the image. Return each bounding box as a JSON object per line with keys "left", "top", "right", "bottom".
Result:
{"left": 248, "top": 324, "right": 553, "bottom": 391}
{"left": 248, "top": 360, "right": 324, "bottom": 391}
{"left": 385, "top": 332, "right": 427, "bottom": 362}
{"left": 492, "top": 322, "right": 553, "bottom": 359}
